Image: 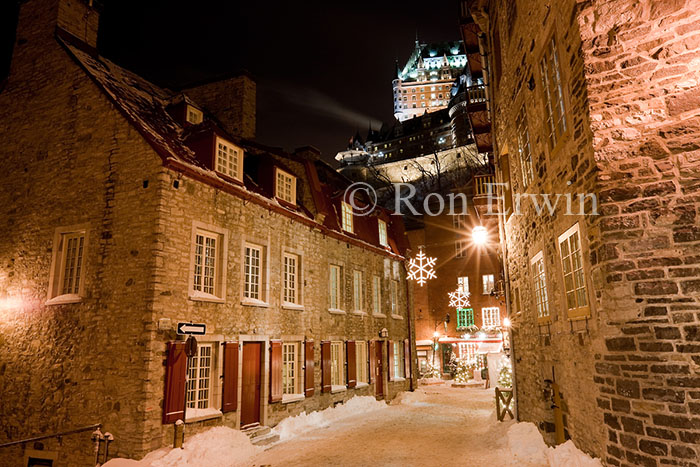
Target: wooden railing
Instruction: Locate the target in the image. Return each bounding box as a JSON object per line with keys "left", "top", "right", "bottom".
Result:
{"left": 467, "top": 85, "right": 487, "bottom": 104}
{"left": 496, "top": 387, "right": 515, "bottom": 421}
{"left": 474, "top": 174, "right": 495, "bottom": 196}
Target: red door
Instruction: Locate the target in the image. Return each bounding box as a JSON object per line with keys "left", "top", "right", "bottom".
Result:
{"left": 375, "top": 341, "right": 384, "bottom": 397}
{"left": 241, "top": 342, "right": 262, "bottom": 427}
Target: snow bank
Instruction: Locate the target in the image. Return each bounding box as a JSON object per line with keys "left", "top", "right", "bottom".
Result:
{"left": 273, "top": 396, "right": 387, "bottom": 441}
{"left": 103, "top": 427, "right": 260, "bottom": 467}
{"left": 390, "top": 388, "right": 429, "bottom": 406}
{"left": 506, "top": 422, "right": 602, "bottom": 467}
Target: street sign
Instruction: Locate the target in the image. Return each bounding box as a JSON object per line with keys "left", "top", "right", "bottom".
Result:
{"left": 177, "top": 322, "right": 206, "bottom": 336}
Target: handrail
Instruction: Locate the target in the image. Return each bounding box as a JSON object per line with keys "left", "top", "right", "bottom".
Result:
{"left": 0, "top": 424, "right": 101, "bottom": 448}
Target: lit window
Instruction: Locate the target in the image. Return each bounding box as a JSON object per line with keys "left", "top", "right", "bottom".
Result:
{"left": 283, "top": 342, "right": 301, "bottom": 395}
{"left": 244, "top": 244, "right": 263, "bottom": 301}
{"left": 393, "top": 341, "right": 404, "bottom": 378}
{"left": 48, "top": 226, "right": 87, "bottom": 302}
{"left": 186, "top": 105, "right": 203, "bottom": 124}
{"left": 457, "top": 308, "right": 475, "bottom": 328}
{"left": 215, "top": 138, "right": 242, "bottom": 180}
{"left": 329, "top": 264, "right": 342, "bottom": 310}
{"left": 187, "top": 343, "right": 212, "bottom": 409}
{"left": 558, "top": 223, "right": 589, "bottom": 318}
{"left": 455, "top": 239, "right": 468, "bottom": 258}
{"left": 516, "top": 105, "right": 534, "bottom": 187}
{"left": 531, "top": 251, "right": 550, "bottom": 320}
{"left": 276, "top": 168, "right": 296, "bottom": 205}
{"left": 331, "top": 341, "right": 344, "bottom": 386}
{"left": 341, "top": 202, "right": 354, "bottom": 233}
{"left": 283, "top": 253, "right": 300, "bottom": 305}
{"left": 482, "top": 274, "right": 495, "bottom": 294}
{"left": 378, "top": 219, "right": 388, "bottom": 247}
{"left": 482, "top": 307, "right": 501, "bottom": 328}
{"left": 458, "top": 343, "right": 477, "bottom": 362}
{"left": 193, "top": 231, "right": 218, "bottom": 296}
{"left": 457, "top": 276, "right": 469, "bottom": 294}
{"left": 390, "top": 280, "right": 398, "bottom": 315}
{"left": 356, "top": 341, "right": 368, "bottom": 383}
{"left": 372, "top": 276, "right": 382, "bottom": 315}
{"left": 353, "top": 270, "right": 364, "bottom": 312}
{"left": 540, "top": 35, "right": 567, "bottom": 149}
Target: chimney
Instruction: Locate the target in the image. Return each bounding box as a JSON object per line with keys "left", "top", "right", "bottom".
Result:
{"left": 56, "top": 0, "right": 100, "bottom": 48}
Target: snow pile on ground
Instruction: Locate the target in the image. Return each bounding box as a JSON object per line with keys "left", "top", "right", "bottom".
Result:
{"left": 418, "top": 377, "right": 444, "bottom": 385}
{"left": 103, "top": 426, "right": 260, "bottom": 467}
{"left": 506, "top": 423, "right": 602, "bottom": 467}
{"left": 273, "top": 395, "right": 387, "bottom": 441}
{"left": 390, "top": 388, "right": 430, "bottom": 406}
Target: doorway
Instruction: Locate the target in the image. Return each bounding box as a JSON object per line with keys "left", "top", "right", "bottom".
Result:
{"left": 241, "top": 342, "right": 263, "bottom": 427}
{"left": 375, "top": 341, "right": 384, "bottom": 397}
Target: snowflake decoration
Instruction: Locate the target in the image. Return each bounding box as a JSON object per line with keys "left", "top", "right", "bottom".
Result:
{"left": 406, "top": 249, "right": 437, "bottom": 286}
{"left": 448, "top": 288, "right": 471, "bottom": 308}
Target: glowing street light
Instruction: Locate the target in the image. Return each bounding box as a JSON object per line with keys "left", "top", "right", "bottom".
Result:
{"left": 472, "top": 225, "right": 488, "bottom": 245}
{"left": 503, "top": 317, "right": 512, "bottom": 328}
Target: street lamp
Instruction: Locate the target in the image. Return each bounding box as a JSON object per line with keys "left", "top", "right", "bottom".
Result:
{"left": 472, "top": 225, "right": 488, "bottom": 245}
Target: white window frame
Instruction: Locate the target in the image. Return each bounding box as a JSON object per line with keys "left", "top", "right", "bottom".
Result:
{"left": 457, "top": 276, "right": 469, "bottom": 294}
{"left": 331, "top": 341, "right": 345, "bottom": 388}
{"left": 558, "top": 223, "right": 589, "bottom": 319}
{"left": 482, "top": 307, "right": 501, "bottom": 328}
{"left": 390, "top": 280, "right": 399, "bottom": 317}
{"left": 275, "top": 168, "right": 296, "bottom": 205}
{"left": 531, "top": 251, "right": 550, "bottom": 321}
{"left": 215, "top": 137, "right": 243, "bottom": 181}
{"left": 458, "top": 343, "right": 478, "bottom": 363}
{"left": 482, "top": 274, "right": 495, "bottom": 295}
{"left": 186, "top": 343, "right": 213, "bottom": 412}
{"left": 353, "top": 270, "right": 364, "bottom": 312}
{"left": 329, "top": 264, "right": 343, "bottom": 312}
{"left": 341, "top": 201, "right": 354, "bottom": 233}
{"left": 186, "top": 105, "right": 203, "bottom": 124}
{"left": 356, "top": 341, "right": 368, "bottom": 384}
{"left": 188, "top": 222, "right": 227, "bottom": 303}
{"left": 452, "top": 214, "right": 468, "bottom": 230}
{"left": 372, "top": 275, "right": 383, "bottom": 316}
{"left": 516, "top": 105, "right": 534, "bottom": 187}
{"left": 282, "top": 342, "right": 303, "bottom": 397}
{"left": 455, "top": 239, "right": 468, "bottom": 258}
{"left": 540, "top": 34, "right": 567, "bottom": 150}
{"left": 282, "top": 252, "right": 302, "bottom": 307}
{"left": 242, "top": 242, "right": 267, "bottom": 305}
{"left": 47, "top": 224, "right": 89, "bottom": 305}
{"left": 393, "top": 341, "right": 405, "bottom": 379}
{"left": 378, "top": 219, "right": 388, "bottom": 247}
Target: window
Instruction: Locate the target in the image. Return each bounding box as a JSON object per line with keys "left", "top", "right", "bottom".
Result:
{"left": 455, "top": 239, "right": 468, "bottom": 258}
{"left": 372, "top": 276, "right": 382, "bottom": 315}
{"left": 516, "top": 105, "right": 534, "bottom": 187}
{"left": 48, "top": 226, "right": 87, "bottom": 302}
{"left": 482, "top": 307, "right": 501, "bottom": 328}
{"left": 393, "top": 341, "right": 404, "bottom": 378}
{"left": 187, "top": 343, "right": 212, "bottom": 410}
{"left": 331, "top": 341, "right": 344, "bottom": 386}
{"left": 193, "top": 232, "right": 218, "bottom": 295}
{"left": 186, "top": 105, "right": 203, "bottom": 124}
{"left": 540, "top": 35, "right": 567, "bottom": 149}
{"left": 390, "top": 280, "right": 398, "bottom": 315}
{"left": 531, "top": 251, "right": 550, "bottom": 320}
{"left": 283, "top": 342, "right": 301, "bottom": 395}
{"left": 458, "top": 343, "right": 477, "bottom": 362}
{"left": 457, "top": 276, "right": 469, "bottom": 294}
{"left": 283, "top": 253, "right": 300, "bottom": 305}
{"left": 353, "top": 270, "right": 364, "bottom": 312}
{"left": 276, "top": 168, "right": 296, "bottom": 205}
{"left": 329, "top": 264, "right": 342, "bottom": 310}
{"left": 457, "top": 308, "right": 475, "bottom": 328}
{"left": 378, "top": 219, "right": 388, "bottom": 247}
{"left": 558, "top": 223, "right": 589, "bottom": 318}
{"left": 452, "top": 214, "right": 468, "bottom": 230}
{"left": 244, "top": 244, "right": 263, "bottom": 301}
{"left": 482, "top": 274, "right": 495, "bottom": 295}
{"left": 341, "top": 202, "right": 354, "bottom": 233}
{"left": 356, "top": 341, "right": 368, "bottom": 384}
{"left": 215, "top": 138, "right": 242, "bottom": 181}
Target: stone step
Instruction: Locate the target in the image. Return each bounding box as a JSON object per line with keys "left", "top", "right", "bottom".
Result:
{"left": 242, "top": 424, "right": 271, "bottom": 439}
{"left": 250, "top": 431, "right": 280, "bottom": 446}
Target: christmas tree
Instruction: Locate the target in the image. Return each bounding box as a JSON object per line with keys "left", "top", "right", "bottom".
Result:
{"left": 450, "top": 354, "right": 475, "bottom": 383}
{"left": 498, "top": 358, "right": 513, "bottom": 388}
{"left": 423, "top": 362, "right": 442, "bottom": 379}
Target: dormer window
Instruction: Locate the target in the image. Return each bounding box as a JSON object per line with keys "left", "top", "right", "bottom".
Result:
{"left": 275, "top": 168, "right": 296, "bottom": 205}
{"left": 215, "top": 137, "right": 243, "bottom": 181}
{"left": 378, "top": 219, "right": 388, "bottom": 247}
{"left": 186, "top": 105, "right": 203, "bottom": 125}
{"left": 341, "top": 201, "right": 354, "bottom": 233}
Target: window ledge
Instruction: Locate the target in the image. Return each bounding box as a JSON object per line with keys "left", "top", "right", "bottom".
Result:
{"left": 46, "top": 294, "right": 82, "bottom": 306}
{"left": 189, "top": 292, "right": 225, "bottom": 304}
{"left": 331, "top": 385, "right": 347, "bottom": 393}
{"left": 355, "top": 382, "right": 369, "bottom": 389}
{"left": 328, "top": 308, "right": 346, "bottom": 315}
{"left": 241, "top": 298, "right": 270, "bottom": 308}
{"left": 282, "top": 303, "right": 305, "bottom": 311}
{"left": 185, "top": 408, "right": 223, "bottom": 423}
{"left": 392, "top": 377, "right": 406, "bottom": 382}
{"left": 391, "top": 314, "right": 404, "bottom": 320}
{"left": 282, "top": 394, "right": 305, "bottom": 404}
{"left": 372, "top": 313, "right": 387, "bottom": 318}
{"left": 351, "top": 310, "right": 367, "bottom": 316}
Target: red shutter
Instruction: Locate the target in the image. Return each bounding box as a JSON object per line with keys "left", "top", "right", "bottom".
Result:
{"left": 304, "top": 340, "right": 315, "bottom": 397}
{"left": 388, "top": 340, "right": 395, "bottom": 381}
{"left": 369, "top": 340, "right": 376, "bottom": 384}
{"left": 404, "top": 339, "right": 411, "bottom": 380}
{"left": 222, "top": 342, "right": 239, "bottom": 413}
{"left": 163, "top": 341, "right": 187, "bottom": 424}
{"left": 321, "top": 341, "right": 331, "bottom": 392}
{"left": 346, "top": 341, "right": 357, "bottom": 388}
{"left": 269, "top": 341, "right": 283, "bottom": 403}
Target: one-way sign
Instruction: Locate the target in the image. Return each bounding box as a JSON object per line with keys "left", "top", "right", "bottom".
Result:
{"left": 177, "top": 322, "right": 206, "bottom": 336}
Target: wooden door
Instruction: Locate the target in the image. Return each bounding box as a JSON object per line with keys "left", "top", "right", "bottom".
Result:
{"left": 375, "top": 341, "right": 384, "bottom": 397}
{"left": 241, "top": 342, "right": 262, "bottom": 427}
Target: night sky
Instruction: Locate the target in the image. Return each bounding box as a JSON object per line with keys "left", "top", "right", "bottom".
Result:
{"left": 1, "top": 0, "right": 460, "bottom": 163}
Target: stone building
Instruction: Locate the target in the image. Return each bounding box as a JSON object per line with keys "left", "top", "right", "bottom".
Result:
{"left": 0, "top": 0, "right": 414, "bottom": 465}
{"left": 467, "top": 0, "right": 700, "bottom": 464}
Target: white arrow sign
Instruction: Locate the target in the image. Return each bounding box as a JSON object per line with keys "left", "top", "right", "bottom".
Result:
{"left": 177, "top": 322, "right": 206, "bottom": 335}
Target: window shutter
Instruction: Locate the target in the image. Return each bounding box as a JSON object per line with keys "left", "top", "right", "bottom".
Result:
{"left": 388, "top": 340, "right": 395, "bottom": 381}
{"left": 304, "top": 340, "right": 315, "bottom": 397}
{"left": 163, "top": 341, "right": 187, "bottom": 424}
{"left": 222, "top": 341, "right": 239, "bottom": 413}
{"left": 321, "top": 341, "right": 331, "bottom": 393}
{"left": 404, "top": 339, "right": 411, "bottom": 380}
{"left": 346, "top": 341, "right": 357, "bottom": 388}
{"left": 369, "top": 340, "right": 376, "bottom": 384}
{"left": 269, "top": 341, "right": 283, "bottom": 403}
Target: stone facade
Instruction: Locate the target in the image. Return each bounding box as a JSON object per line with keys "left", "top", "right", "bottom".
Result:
{"left": 470, "top": 0, "right": 700, "bottom": 464}
{"left": 0, "top": 0, "right": 413, "bottom": 465}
